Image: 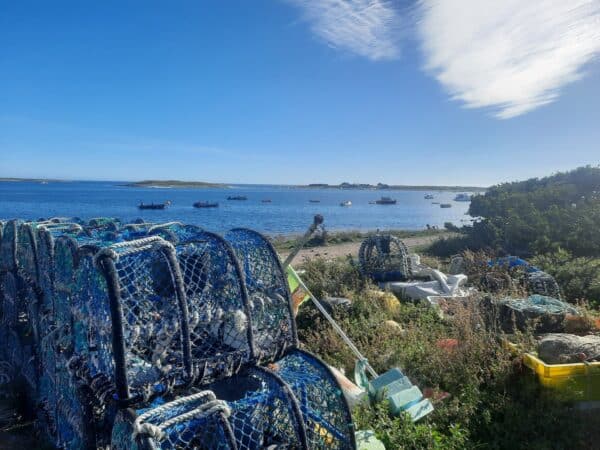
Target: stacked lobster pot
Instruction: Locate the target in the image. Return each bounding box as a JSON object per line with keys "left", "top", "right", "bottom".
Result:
{"left": 0, "top": 218, "right": 356, "bottom": 449}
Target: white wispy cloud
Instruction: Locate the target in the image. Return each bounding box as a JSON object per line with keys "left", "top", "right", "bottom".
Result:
{"left": 417, "top": 0, "right": 600, "bottom": 118}
{"left": 288, "top": 0, "right": 401, "bottom": 61}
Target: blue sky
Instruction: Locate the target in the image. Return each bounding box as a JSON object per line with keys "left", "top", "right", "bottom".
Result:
{"left": 1, "top": 0, "right": 599, "bottom": 186}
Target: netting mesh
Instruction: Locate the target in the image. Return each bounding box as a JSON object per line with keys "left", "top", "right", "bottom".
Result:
{"left": 359, "top": 234, "right": 411, "bottom": 282}
{"left": 221, "top": 367, "right": 308, "bottom": 450}
{"left": 53, "top": 236, "right": 96, "bottom": 449}
{"left": 270, "top": 349, "right": 355, "bottom": 449}
{"left": 0, "top": 271, "right": 20, "bottom": 384}
{"left": 224, "top": 229, "right": 296, "bottom": 362}
{"left": 175, "top": 231, "right": 254, "bottom": 385}
{"left": 0, "top": 218, "right": 357, "bottom": 449}
{"left": 112, "top": 392, "right": 236, "bottom": 450}
{"left": 100, "top": 238, "right": 191, "bottom": 401}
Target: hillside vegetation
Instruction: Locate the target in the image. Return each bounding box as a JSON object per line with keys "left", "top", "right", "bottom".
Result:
{"left": 429, "top": 166, "right": 600, "bottom": 305}
{"left": 294, "top": 166, "right": 600, "bottom": 448}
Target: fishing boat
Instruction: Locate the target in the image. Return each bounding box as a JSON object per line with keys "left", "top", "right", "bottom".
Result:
{"left": 340, "top": 200, "right": 352, "bottom": 207}
{"left": 454, "top": 193, "right": 472, "bottom": 202}
{"left": 375, "top": 196, "right": 397, "bottom": 205}
{"left": 309, "top": 199, "right": 320, "bottom": 203}
{"left": 440, "top": 203, "right": 452, "bottom": 208}
{"left": 424, "top": 194, "right": 434, "bottom": 199}
{"left": 193, "top": 201, "right": 219, "bottom": 208}
{"left": 227, "top": 195, "right": 247, "bottom": 201}
{"left": 138, "top": 201, "right": 170, "bottom": 210}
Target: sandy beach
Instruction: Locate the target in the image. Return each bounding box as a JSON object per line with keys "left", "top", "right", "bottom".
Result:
{"left": 278, "top": 233, "right": 447, "bottom": 264}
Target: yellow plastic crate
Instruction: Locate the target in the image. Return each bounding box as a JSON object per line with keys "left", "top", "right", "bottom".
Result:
{"left": 521, "top": 352, "right": 600, "bottom": 401}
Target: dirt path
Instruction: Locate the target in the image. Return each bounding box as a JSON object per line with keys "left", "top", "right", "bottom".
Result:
{"left": 278, "top": 234, "right": 446, "bottom": 264}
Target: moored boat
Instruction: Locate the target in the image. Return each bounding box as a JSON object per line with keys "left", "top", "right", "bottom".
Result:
{"left": 138, "top": 201, "right": 170, "bottom": 210}
{"left": 193, "top": 201, "right": 219, "bottom": 208}
{"left": 261, "top": 199, "right": 272, "bottom": 203}
{"left": 375, "top": 196, "right": 397, "bottom": 205}
{"left": 227, "top": 195, "right": 247, "bottom": 201}
{"left": 340, "top": 200, "right": 352, "bottom": 207}
{"left": 309, "top": 199, "right": 320, "bottom": 203}
{"left": 440, "top": 203, "right": 452, "bottom": 208}
{"left": 424, "top": 194, "right": 434, "bottom": 199}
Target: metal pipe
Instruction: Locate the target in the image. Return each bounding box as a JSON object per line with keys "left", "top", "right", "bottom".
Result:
{"left": 282, "top": 214, "right": 324, "bottom": 269}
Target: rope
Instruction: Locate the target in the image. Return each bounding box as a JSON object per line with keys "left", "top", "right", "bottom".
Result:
{"left": 288, "top": 266, "right": 378, "bottom": 379}
{"left": 132, "top": 391, "right": 231, "bottom": 442}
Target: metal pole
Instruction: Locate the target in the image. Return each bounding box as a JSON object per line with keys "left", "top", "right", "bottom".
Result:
{"left": 289, "top": 266, "right": 378, "bottom": 379}
{"left": 282, "top": 214, "right": 324, "bottom": 269}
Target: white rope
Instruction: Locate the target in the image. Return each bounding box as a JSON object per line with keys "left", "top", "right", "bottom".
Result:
{"left": 110, "top": 236, "right": 163, "bottom": 249}
{"left": 132, "top": 391, "right": 231, "bottom": 442}
{"left": 289, "top": 266, "right": 378, "bottom": 379}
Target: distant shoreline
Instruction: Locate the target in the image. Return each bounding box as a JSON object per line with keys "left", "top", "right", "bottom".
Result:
{"left": 300, "top": 183, "right": 487, "bottom": 192}
{"left": 0, "top": 177, "right": 486, "bottom": 192}
{"left": 123, "top": 180, "right": 227, "bottom": 189}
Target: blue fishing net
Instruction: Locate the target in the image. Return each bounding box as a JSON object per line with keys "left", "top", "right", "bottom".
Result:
{"left": 0, "top": 218, "right": 356, "bottom": 449}
{"left": 224, "top": 229, "right": 297, "bottom": 363}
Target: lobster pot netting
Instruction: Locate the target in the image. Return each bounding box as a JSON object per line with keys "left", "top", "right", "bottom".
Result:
{"left": 271, "top": 349, "right": 356, "bottom": 450}
{"left": 112, "top": 391, "right": 236, "bottom": 450}
{"left": 359, "top": 234, "right": 411, "bottom": 282}
{"left": 96, "top": 237, "right": 192, "bottom": 402}
{"left": 14, "top": 223, "right": 40, "bottom": 395}
{"left": 224, "top": 229, "right": 296, "bottom": 362}
{"left": 52, "top": 236, "right": 97, "bottom": 449}
{"left": 0, "top": 220, "right": 19, "bottom": 272}
{"left": 221, "top": 367, "right": 307, "bottom": 450}
{"left": 175, "top": 232, "right": 255, "bottom": 385}
{"left": 148, "top": 222, "right": 203, "bottom": 246}
{"left": 0, "top": 272, "right": 21, "bottom": 384}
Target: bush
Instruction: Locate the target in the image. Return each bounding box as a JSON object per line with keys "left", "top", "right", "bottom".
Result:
{"left": 532, "top": 249, "right": 600, "bottom": 306}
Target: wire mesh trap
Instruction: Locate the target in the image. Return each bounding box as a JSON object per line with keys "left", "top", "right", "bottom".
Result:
{"left": 0, "top": 218, "right": 356, "bottom": 449}
{"left": 224, "top": 229, "right": 297, "bottom": 363}
{"left": 358, "top": 234, "right": 411, "bottom": 282}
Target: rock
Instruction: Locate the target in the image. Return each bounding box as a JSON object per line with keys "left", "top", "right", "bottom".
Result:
{"left": 369, "top": 290, "right": 401, "bottom": 316}
{"left": 382, "top": 320, "right": 405, "bottom": 335}
{"left": 538, "top": 334, "right": 600, "bottom": 364}
{"left": 319, "top": 297, "right": 352, "bottom": 314}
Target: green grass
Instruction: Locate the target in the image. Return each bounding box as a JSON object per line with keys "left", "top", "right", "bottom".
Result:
{"left": 295, "top": 256, "right": 596, "bottom": 449}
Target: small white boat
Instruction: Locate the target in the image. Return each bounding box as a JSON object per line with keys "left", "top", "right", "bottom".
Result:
{"left": 340, "top": 200, "right": 352, "bottom": 207}
{"left": 424, "top": 194, "right": 434, "bottom": 199}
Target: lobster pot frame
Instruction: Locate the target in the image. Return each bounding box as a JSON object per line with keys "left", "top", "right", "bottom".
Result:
{"left": 270, "top": 349, "right": 356, "bottom": 449}
{"left": 14, "top": 223, "right": 41, "bottom": 398}
{"left": 174, "top": 230, "right": 256, "bottom": 385}
{"left": 52, "top": 236, "right": 97, "bottom": 450}
{"left": 359, "top": 234, "right": 411, "bottom": 282}
{"left": 0, "top": 219, "right": 19, "bottom": 273}
{"left": 224, "top": 229, "right": 297, "bottom": 362}
{"left": 0, "top": 271, "right": 21, "bottom": 387}
{"left": 152, "top": 223, "right": 257, "bottom": 384}
{"left": 112, "top": 367, "right": 309, "bottom": 450}
{"left": 35, "top": 225, "right": 62, "bottom": 442}
{"left": 93, "top": 237, "right": 193, "bottom": 404}
{"left": 526, "top": 271, "right": 561, "bottom": 299}
{"left": 111, "top": 391, "right": 236, "bottom": 450}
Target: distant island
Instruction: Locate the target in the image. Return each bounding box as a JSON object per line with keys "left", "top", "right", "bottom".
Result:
{"left": 0, "top": 177, "right": 64, "bottom": 183}
{"left": 125, "top": 180, "right": 226, "bottom": 189}
{"left": 303, "top": 182, "right": 487, "bottom": 192}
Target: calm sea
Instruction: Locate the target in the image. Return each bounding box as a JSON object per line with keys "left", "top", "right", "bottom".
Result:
{"left": 0, "top": 181, "right": 473, "bottom": 234}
